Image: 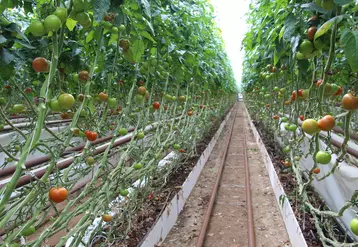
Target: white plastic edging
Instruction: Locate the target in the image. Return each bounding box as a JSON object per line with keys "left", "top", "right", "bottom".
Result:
{"left": 244, "top": 106, "right": 308, "bottom": 247}
{"left": 139, "top": 105, "right": 235, "bottom": 247}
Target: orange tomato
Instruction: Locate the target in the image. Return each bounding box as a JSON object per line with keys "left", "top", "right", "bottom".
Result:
{"left": 317, "top": 115, "right": 335, "bottom": 131}
{"left": 342, "top": 93, "right": 358, "bottom": 111}
{"left": 49, "top": 187, "right": 68, "bottom": 203}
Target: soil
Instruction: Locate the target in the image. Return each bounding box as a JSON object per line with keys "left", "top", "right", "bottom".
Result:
{"left": 160, "top": 102, "right": 290, "bottom": 247}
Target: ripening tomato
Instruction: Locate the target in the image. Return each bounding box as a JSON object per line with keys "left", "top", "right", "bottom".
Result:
{"left": 179, "top": 149, "right": 185, "bottom": 153}
{"left": 284, "top": 161, "right": 291, "bottom": 167}
{"left": 87, "top": 156, "right": 95, "bottom": 165}
{"left": 98, "top": 92, "right": 108, "bottom": 102}
{"left": 102, "top": 214, "right": 113, "bottom": 222}
{"left": 58, "top": 93, "right": 75, "bottom": 109}
{"left": 32, "top": 57, "right": 49, "bottom": 72}
{"left": 152, "top": 101, "right": 160, "bottom": 110}
{"left": 49, "top": 187, "right": 68, "bottom": 203}
{"left": 137, "top": 86, "right": 146, "bottom": 95}
{"left": 317, "top": 115, "right": 335, "bottom": 131}
{"left": 273, "top": 115, "right": 279, "bottom": 120}
{"left": 307, "top": 26, "right": 317, "bottom": 41}
{"left": 79, "top": 70, "right": 89, "bottom": 81}
{"left": 313, "top": 167, "right": 320, "bottom": 174}
{"left": 342, "top": 93, "right": 358, "bottom": 111}
{"left": 302, "top": 119, "right": 320, "bottom": 135}
{"left": 316, "top": 79, "right": 323, "bottom": 87}
{"left": 61, "top": 112, "right": 69, "bottom": 119}
{"left": 179, "top": 96, "right": 185, "bottom": 101}
{"left": 25, "top": 87, "right": 32, "bottom": 94}
{"left": 266, "top": 104, "right": 270, "bottom": 108}
{"left": 333, "top": 86, "right": 342, "bottom": 96}
{"left": 187, "top": 110, "right": 193, "bottom": 116}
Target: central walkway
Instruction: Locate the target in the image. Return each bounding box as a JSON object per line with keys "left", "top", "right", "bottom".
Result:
{"left": 160, "top": 102, "right": 290, "bottom": 247}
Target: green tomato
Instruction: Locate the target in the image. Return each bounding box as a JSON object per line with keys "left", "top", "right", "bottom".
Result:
{"left": 49, "top": 99, "right": 61, "bottom": 112}
{"left": 283, "top": 146, "right": 291, "bottom": 153}
{"left": 315, "top": 151, "right": 331, "bottom": 164}
{"left": 75, "top": 12, "right": 90, "bottom": 25}
{"left": 21, "top": 225, "right": 35, "bottom": 236}
{"left": 299, "top": 40, "right": 314, "bottom": 55}
{"left": 133, "top": 163, "right": 143, "bottom": 170}
{"left": 136, "top": 132, "right": 145, "bottom": 139}
{"left": 44, "top": 15, "right": 62, "bottom": 33}
{"left": 0, "top": 97, "right": 5, "bottom": 105}
{"left": 111, "top": 26, "right": 118, "bottom": 33}
{"left": 178, "top": 106, "right": 183, "bottom": 111}
{"left": 289, "top": 124, "right": 297, "bottom": 132}
{"left": 284, "top": 124, "right": 291, "bottom": 131}
{"left": 173, "top": 144, "right": 181, "bottom": 150}
{"left": 107, "top": 98, "right": 117, "bottom": 109}
{"left": 0, "top": 124, "right": 4, "bottom": 131}
{"left": 104, "top": 22, "right": 113, "bottom": 30}
{"left": 13, "top": 104, "right": 25, "bottom": 113}
{"left": 273, "top": 87, "right": 280, "bottom": 92}
{"left": 135, "top": 94, "right": 144, "bottom": 104}
{"left": 73, "top": 0, "right": 85, "bottom": 12}
{"left": 119, "top": 24, "right": 126, "bottom": 32}
{"left": 29, "top": 20, "right": 46, "bottom": 36}
{"left": 321, "top": 0, "right": 335, "bottom": 10}
{"left": 118, "top": 128, "right": 128, "bottom": 136}
{"left": 350, "top": 218, "right": 358, "bottom": 235}
{"left": 54, "top": 7, "right": 67, "bottom": 23}
{"left": 281, "top": 117, "right": 288, "bottom": 123}
{"left": 119, "top": 189, "right": 129, "bottom": 197}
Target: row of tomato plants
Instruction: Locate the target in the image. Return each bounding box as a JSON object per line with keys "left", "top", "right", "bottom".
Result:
{"left": 0, "top": 0, "right": 237, "bottom": 245}
{"left": 243, "top": 0, "right": 358, "bottom": 245}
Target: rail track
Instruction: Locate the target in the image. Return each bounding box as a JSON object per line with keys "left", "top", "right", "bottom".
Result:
{"left": 195, "top": 102, "right": 255, "bottom": 247}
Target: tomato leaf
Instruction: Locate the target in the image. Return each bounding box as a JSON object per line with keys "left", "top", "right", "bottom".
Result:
{"left": 314, "top": 15, "right": 345, "bottom": 41}
{"left": 1, "top": 48, "right": 15, "bottom": 64}
{"left": 283, "top": 14, "right": 296, "bottom": 42}
{"left": 94, "top": 0, "right": 110, "bottom": 22}
{"left": 340, "top": 29, "right": 358, "bottom": 72}
{"left": 66, "top": 18, "right": 77, "bottom": 31}
{"left": 279, "top": 26, "right": 285, "bottom": 41}
{"left": 334, "top": 0, "right": 353, "bottom": 5}
{"left": 301, "top": 3, "right": 328, "bottom": 13}
{"left": 86, "top": 30, "right": 95, "bottom": 43}
{"left": 0, "top": 35, "right": 6, "bottom": 44}
{"left": 140, "top": 31, "right": 156, "bottom": 43}
{"left": 130, "top": 40, "right": 144, "bottom": 62}
{"left": 108, "top": 33, "right": 118, "bottom": 45}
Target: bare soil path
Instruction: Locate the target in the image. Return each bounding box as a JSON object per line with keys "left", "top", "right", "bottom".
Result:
{"left": 159, "top": 102, "right": 290, "bottom": 247}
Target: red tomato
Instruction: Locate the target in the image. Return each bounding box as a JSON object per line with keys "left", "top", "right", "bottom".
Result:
{"left": 299, "top": 115, "right": 305, "bottom": 121}
{"left": 152, "top": 101, "right": 160, "bottom": 110}
{"left": 49, "top": 187, "right": 68, "bottom": 203}
{"left": 179, "top": 149, "right": 185, "bottom": 153}
{"left": 273, "top": 115, "right": 279, "bottom": 120}
{"left": 86, "top": 131, "right": 98, "bottom": 141}
{"left": 334, "top": 86, "right": 342, "bottom": 96}
{"left": 25, "top": 87, "right": 32, "bottom": 93}
{"left": 298, "top": 89, "right": 304, "bottom": 97}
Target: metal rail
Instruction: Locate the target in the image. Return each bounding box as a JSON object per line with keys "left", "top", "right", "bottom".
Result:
{"left": 195, "top": 104, "right": 255, "bottom": 247}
